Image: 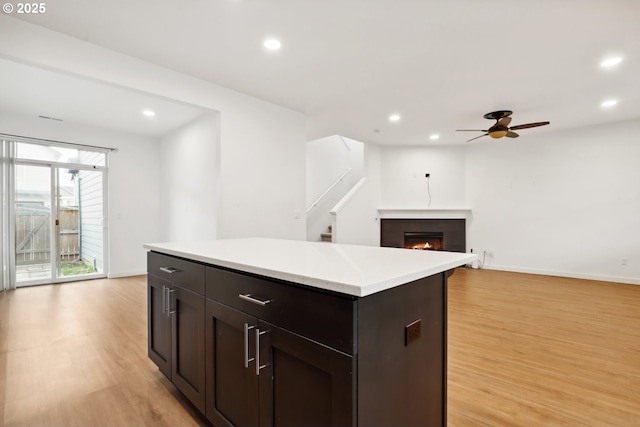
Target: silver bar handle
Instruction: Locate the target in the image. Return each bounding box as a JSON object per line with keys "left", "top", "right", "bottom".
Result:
{"left": 164, "top": 286, "right": 170, "bottom": 316}
{"left": 162, "top": 285, "right": 167, "bottom": 314}
{"left": 165, "top": 287, "right": 169, "bottom": 317}
{"left": 239, "top": 293, "right": 272, "bottom": 307}
{"left": 167, "top": 289, "right": 176, "bottom": 316}
{"left": 160, "top": 267, "right": 178, "bottom": 274}
{"left": 244, "top": 323, "right": 256, "bottom": 368}
{"left": 255, "top": 329, "right": 269, "bottom": 376}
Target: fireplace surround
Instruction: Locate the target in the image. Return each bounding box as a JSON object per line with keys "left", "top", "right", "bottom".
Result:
{"left": 381, "top": 219, "right": 466, "bottom": 253}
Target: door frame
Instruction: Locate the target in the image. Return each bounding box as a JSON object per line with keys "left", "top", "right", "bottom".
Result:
{"left": 6, "top": 156, "right": 109, "bottom": 289}
{"left": 12, "top": 158, "right": 109, "bottom": 287}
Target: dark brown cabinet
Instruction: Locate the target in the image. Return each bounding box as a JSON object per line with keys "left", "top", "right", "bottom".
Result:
{"left": 259, "top": 319, "right": 353, "bottom": 427}
{"left": 148, "top": 250, "right": 449, "bottom": 427}
{"left": 204, "top": 298, "right": 353, "bottom": 427}
{"left": 147, "top": 252, "right": 206, "bottom": 413}
{"left": 205, "top": 299, "right": 259, "bottom": 427}
{"left": 147, "top": 273, "right": 171, "bottom": 377}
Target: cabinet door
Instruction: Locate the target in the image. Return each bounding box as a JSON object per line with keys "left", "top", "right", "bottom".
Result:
{"left": 147, "top": 274, "right": 171, "bottom": 378}
{"left": 171, "top": 286, "right": 206, "bottom": 413}
{"left": 258, "top": 322, "right": 354, "bottom": 427}
{"left": 205, "top": 299, "right": 260, "bottom": 427}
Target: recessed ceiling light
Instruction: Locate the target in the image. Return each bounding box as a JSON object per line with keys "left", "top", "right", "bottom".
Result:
{"left": 601, "top": 99, "right": 618, "bottom": 108}
{"left": 600, "top": 56, "right": 623, "bottom": 68}
{"left": 264, "top": 39, "right": 281, "bottom": 50}
{"left": 142, "top": 109, "right": 156, "bottom": 117}
{"left": 429, "top": 134, "right": 440, "bottom": 141}
{"left": 389, "top": 114, "right": 401, "bottom": 122}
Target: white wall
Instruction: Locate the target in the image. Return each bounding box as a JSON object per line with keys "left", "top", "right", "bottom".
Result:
{"left": 359, "top": 119, "right": 639, "bottom": 285}
{"left": 332, "top": 143, "right": 382, "bottom": 246}
{"left": 307, "top": 135, "right": 363, "bottom": 206}
{"left": 0, "top": 109, "right": 162, "bottom": 278}
{"left": 160, "top": 112, "right": 220, "bottom": 242}
{"left": 380, "top": 145, "right": 467, "bottom": 209}
{"left": 219, "top": 102, "right": 305, "bottom": 240}
{"left": 306, "top": 135, "right": 364, "bottom": 241}
{"left": 0, "top": 16, "right": 307, "bottom": 243}
{"left": 332, "top": 142, "right": 467, "bottom": 246}
{"left": 466, "top": 119, "right": 640, "bottom": 284}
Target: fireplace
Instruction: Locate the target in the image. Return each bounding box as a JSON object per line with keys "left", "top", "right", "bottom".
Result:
{"left": 404, "top": 232, "right": 444, "bottom": 250}
{"left": 381, "top": 219, "right": 466, "bottom": 253}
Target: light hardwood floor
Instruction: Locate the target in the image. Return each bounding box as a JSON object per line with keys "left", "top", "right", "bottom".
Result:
{"left": 447, "top": 269, "right": 640, "bottom": 426}
{"left": 0, "top": 276, "right": 208, "bottom": 427}
{"left": 1, "top": 269, "right": 639, "bottom": 426}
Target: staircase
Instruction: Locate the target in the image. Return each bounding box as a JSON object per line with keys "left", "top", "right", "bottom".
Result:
{"left": 321, "top": 225, "right": 332, "bottom": 242}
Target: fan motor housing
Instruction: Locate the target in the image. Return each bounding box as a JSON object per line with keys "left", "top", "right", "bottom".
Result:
{"left": 484, "top": 110, "right": 513, "bottom": 120}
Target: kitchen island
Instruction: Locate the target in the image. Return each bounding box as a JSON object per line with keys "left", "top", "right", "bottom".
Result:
{"left": 144, "top": 238, "right": 476, "bottom": 427}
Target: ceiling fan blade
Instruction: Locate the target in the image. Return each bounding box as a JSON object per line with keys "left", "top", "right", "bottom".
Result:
{"left": 509, "top": 121, "right": 550, "bottom": 131}
{"left": 465, "top": 134, "right": 488, "bottom": 143}
{"left": 456, "top": 129, "right": 488, "bottom": 132}
{"left": 497, "top": 117, "right": 512, "bottom": 127}
{"left": 506, "top": 131, "right": 519, "bottom": 138}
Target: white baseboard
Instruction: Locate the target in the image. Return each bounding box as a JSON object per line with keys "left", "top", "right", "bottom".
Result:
{"left": 108, "top": 270, "right": 147, "bottom": 279}
{"left": 483, "top": 264, "right": 640, "bottom": 286}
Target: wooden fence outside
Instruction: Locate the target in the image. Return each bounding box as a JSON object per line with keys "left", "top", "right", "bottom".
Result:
{"left": 16, "top": 205, "right": 79, "bottom": 265}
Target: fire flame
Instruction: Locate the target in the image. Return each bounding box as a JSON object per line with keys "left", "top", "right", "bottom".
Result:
{"left": 411, "top": 242, "right": 432, "bottom": 250}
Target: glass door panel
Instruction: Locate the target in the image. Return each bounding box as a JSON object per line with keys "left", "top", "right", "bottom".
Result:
{"left": 14, "top": 164, "right": 105, "bottom": 286}
{"left": 15, "top": 164, "right": 53, "bottom": 284}
{"left": 58, "top": 167, "right": 104, "bottom": 278}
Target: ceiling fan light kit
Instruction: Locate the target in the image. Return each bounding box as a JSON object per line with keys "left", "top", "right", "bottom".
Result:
{"left": 457, "top": 110, "right": 550, "bottom": 143}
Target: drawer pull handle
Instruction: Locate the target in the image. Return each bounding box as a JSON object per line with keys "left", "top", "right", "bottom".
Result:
{"left": 239, "top": 293, "right": 272, "bottom": 306}
{"left": 255, "top": 329, "right": 270, "bottom": 376}
{"left": 162, "top": 285, "right": 167, "bottom": 314}
{"left": 166, "top": 289, "right": 176, "bottom": 317}
{"left": 244, "top": 323, "right": 256, "bottom": 368}
{"left": 160, "top": 267, "right": 178, "bottom": 274}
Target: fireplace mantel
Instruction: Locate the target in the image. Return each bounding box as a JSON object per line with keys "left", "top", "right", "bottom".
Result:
{"left": 377, "top": 208, "right": 471, "bottom": 220}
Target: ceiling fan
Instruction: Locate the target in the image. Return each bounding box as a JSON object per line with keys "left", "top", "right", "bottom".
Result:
{"left": 457, "top": 110, "right": 550, "bottom": 142}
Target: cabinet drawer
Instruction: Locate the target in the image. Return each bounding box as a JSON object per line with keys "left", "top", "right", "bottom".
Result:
{"left": 148, "top": 252, "right": 205, "bottom": 295}
{"left": 206, "top": 266, "right": 355, "bottom": 355}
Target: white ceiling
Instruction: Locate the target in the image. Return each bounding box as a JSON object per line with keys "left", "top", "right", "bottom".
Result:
{"left": 9, "top": 0, "right": 640, "bottom": 145}
{"left": 0, "top": 58, "right": 207, "bottom": 138}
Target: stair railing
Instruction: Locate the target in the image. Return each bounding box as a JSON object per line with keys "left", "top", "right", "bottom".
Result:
{"left": 305, "top": 168, "right": 352, "bottom": 214}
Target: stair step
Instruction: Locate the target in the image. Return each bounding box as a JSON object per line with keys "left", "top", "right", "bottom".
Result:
{"left": 321, "top": 225, "right": 333, "bottom": 242}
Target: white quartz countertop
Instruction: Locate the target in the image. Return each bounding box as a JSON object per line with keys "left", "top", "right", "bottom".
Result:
{"left": 143, "top": 238, "right": 477, "bottom": 297}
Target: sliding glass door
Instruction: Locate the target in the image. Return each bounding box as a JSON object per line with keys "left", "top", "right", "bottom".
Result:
{"left": 59, "top": 168, "right": 105, "bottom": 279}
{"left": 2, "top": 138, "right": 109, "bottom": 289}
{"left": 14, "top": 163, "right": 53, "bottom": 283}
